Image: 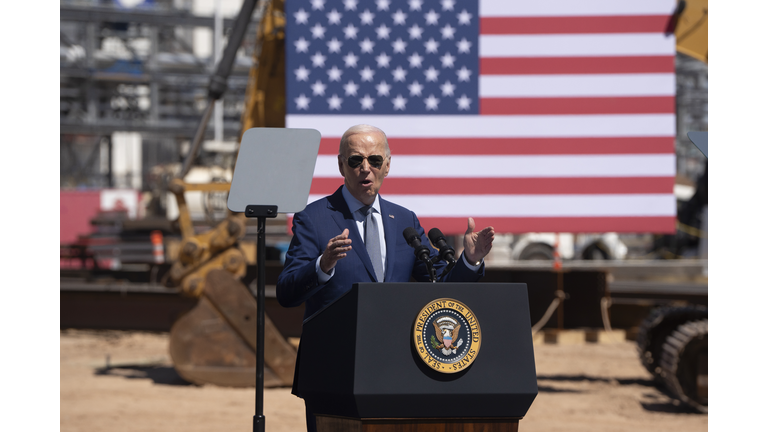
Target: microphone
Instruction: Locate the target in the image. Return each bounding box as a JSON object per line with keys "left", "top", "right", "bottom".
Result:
{"left": 428, "top": 228, "right": 456, "bottom": 264}
{"left": 403, "top": 227, "right": 432, "bottom": 263}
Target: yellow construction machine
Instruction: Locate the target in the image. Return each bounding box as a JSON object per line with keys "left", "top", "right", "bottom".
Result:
{"left": 673, "top": 0, "right": 708, "bottom": 64}
{"left": 164, "top": 0, "right": 292, "bottom": 388}
{"left": 634, "top": 0, "right": 708, "bottom": 413}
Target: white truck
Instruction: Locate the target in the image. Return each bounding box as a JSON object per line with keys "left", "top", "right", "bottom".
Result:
{"left": 501, "top": 232, "right": 628, "bottom": 262}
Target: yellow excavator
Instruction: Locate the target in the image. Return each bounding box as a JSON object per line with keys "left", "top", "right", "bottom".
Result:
{"left": 165, "top": 0, "right": 708, "bottom": 395}
{"left": 673, "top": 0, "right": 707, "bottom": 64}
{"left": 164, "top": 0, "right": 293, "bottom": 388}
{"left": 634, "top": 0, "right": 708, "bottom": 413}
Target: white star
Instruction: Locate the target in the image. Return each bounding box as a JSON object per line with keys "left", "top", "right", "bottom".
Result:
{"left": 408, "top": 52, "right": 424, "bottom": 68}
{"left": 409, "top": 0, "right": 423, "bottom": 11}
{"left": 343, "top": 52, "right": 359, "bottom": 67}
{"left": 391, "top": 66, "right": 407, "bottom": 81}
{"left": 343, "top": 0, "right": 357, "bottom": 10}
{"left": 310, "top": 0, "right": 324, "bottom": 11}
{"left": 457, "top": 94, "right": 471, "bottom": 110}
{"left": 294, "top": 9, "right": 309, "bottom": 25}
{"left": 311, "top": 52, "right": 326, "bottom": 67}
{"left": 360, "top": 9, "right": 375, "bottom": 25}
{"left": 441, "top": 0, "right": 455, "bottom": 11}
{"left": 360, "top": 94, "right": 375, "bottom": 110}
{"left": 294, "top": 37, "right": 310, "bottom": 53}
{"left": 344, "top": 80, "right": 359, "bottom": 96}
{"left": 343, "top": 23, "right": 359, "bottom": 39}
{"left": 375, "top": 24, "right": 391, "bottom": 39}
{"left": 457, "top": 9, "right": 472, "bottom": 25}
{"left": 376, "top": 80, "right": 391, "bottom": 96}
{"left": 440, "top": 24, "right": 455, "bottom": 39}
{"left": 392, "top": 94, "right": 407, "bottom": 110}
{"left": 294, "top": 65, "right": 310, "bottom": 81}
{"left": 327, "top": 38, "right": 342, "bottom": 53}
{"left": 456, "top": 38, "right": 472, "bottom": 53}
{"left": 424, "top": 66, "right": 439, "bottom": 82}
{"left": 391, "top": 38, "right": 407, "bottom": 53}
{"left": 392, "top": 9, "right": 407, "bottom": 25}
{"left": 295, "top": 94, "right": 310, "bottom": 110}
{"left": 327, "top": 66, "right": 343, "bottom": 81}
{"left": 424, "top": 9, "right": 440, "bottom": 25}
{"left": 311, "top": 80, "right": 327, "bottom": 96}
{"left": 408, "top": 80, "right": 423, "bottom": 96}
{"left": 327, "top": 9, "right": 342, "bottom": 25}
{"left": 424, "top": 94, "right": 439, "bottom": 110}
{"left": 440, "top": 52, "right": 456, "bottom": 68}
{"left": 310, "top": 23, "right": 326, "bottom": 39}
{"left": 424, "top": 38, "right": 439, "bottom": 53}
{"left": 327, "top": 94, "right": 342, "bottom": 110}
{"left": 375, "top": 52, "right": 392, "bottom": 68}
{"left": 359, "top": 38, "right": 375, "bottom": 53}
{"left": 359, "top": 66, "right": 375, "bottom": 81}
{"left": 376, "top": 0, "right": 390, "bottom": 11}
{"left": 456, "top": 66, "right": 472, "bottom": 82}
{"left": 408, "top": 24, "right": 423, "bottom": 39}
{"left": 440, "top": 80, "right": 455, "bottom": 96}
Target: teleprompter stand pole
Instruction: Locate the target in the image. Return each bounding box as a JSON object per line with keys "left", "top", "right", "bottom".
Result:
{"left": 245, "top": 204, "right": 278, "bottom": 432}
{"left": 226, "top": 127, "right": 321, "bottom": 432}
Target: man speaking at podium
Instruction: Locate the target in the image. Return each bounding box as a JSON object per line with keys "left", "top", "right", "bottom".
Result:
{"left": 276, "top": 124, "right": 495, "bottom": 431}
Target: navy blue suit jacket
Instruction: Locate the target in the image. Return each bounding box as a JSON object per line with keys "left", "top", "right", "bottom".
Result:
{"left": 276, "top": 186, "right": 485, "bottom": 320}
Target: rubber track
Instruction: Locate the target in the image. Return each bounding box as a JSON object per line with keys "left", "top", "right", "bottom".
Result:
{"left": 635, "top": 305, "right": 708, "bottom": 376}
{"left": 659, "top": 319, "right": 708, "bottom": 413}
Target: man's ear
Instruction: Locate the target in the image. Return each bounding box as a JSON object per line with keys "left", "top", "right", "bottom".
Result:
{"left": 338, "top": 155, "right": 344, "bottom": 176}
{"left": 384, "top": 157, "right": 390, "bottom": 177}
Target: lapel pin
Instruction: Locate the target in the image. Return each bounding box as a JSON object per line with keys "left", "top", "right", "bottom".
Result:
{"left": 389, "top": 214, "right": 394, "bottom": 219}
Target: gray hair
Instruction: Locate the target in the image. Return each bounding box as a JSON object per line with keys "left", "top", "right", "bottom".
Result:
{"left": 339, "top": 124, "right": 391, "bottom": 158}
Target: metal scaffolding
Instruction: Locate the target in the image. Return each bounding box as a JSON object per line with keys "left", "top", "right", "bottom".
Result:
{"left": 60, "top": 0, "right": 260, "bottom": 189}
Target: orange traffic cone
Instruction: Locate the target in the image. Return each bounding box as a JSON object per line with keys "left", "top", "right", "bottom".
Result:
{"left": 151, "top": 230, "right": 164, "bottom": 264}
{"left": 553, "top": 233, "right": 562, "bottom": 270}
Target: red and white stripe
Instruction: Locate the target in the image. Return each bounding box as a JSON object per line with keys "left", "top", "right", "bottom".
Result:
{"left": 286, "top": 0, "right": 678, "bottom": 234}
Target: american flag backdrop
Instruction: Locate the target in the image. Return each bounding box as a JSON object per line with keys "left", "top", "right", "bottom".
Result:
{"left": 284, "top": 0, "right": 678, "bottom": 234}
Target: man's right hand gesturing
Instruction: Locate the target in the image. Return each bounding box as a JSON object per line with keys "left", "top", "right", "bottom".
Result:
{"left": 319, "top": 229, "right": 352, "bottom": 274}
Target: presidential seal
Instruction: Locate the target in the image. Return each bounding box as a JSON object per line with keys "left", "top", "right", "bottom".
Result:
{"left": 412, "top": 298, "right": 481, "bottom": 373}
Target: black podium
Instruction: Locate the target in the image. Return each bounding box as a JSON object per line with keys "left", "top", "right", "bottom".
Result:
{"left": 297, "top": 282, "right": 538, "bottom": 431}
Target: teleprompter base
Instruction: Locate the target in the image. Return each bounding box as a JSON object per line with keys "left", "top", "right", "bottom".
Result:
{"left": 316, "top": 415, "right": 520, "bottom": 432}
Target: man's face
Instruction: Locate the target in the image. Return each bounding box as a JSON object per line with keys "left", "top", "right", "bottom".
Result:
{"left": 338, "top": 131, "right": 391, "bottom": 205}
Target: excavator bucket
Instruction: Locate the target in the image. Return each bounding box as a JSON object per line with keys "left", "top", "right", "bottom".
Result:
{"left": 169, "top": 269, "right": 296, "bottom": 387}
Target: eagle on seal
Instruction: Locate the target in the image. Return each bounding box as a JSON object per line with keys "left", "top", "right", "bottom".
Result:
{"left": 433, "top": 319, "right": 461, "bottom": 350}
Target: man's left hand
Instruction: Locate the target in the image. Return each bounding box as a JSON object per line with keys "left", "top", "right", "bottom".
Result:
{"left": 463, "top": 217, "right": 495, "bottom": 265}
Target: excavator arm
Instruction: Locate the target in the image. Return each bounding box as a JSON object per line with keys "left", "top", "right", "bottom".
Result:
{"left": 166, "top": 0, "right": 294, "bottom": 388}
{"left": 673, "top": 0, "right": 708, "bottom": 64}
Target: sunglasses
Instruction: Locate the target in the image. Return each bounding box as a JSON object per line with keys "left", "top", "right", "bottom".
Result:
{"left": 344, "top": 154, "right": 385, "bottom": 169}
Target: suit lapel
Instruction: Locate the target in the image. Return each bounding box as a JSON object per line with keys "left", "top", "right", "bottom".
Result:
{"left": 327, "top": 187, "right": 376, "bottom": 281}
{"left": 380, "top": 198, "right": 398, "bottom": 281}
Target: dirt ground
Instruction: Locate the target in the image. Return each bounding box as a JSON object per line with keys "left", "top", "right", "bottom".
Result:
{"left": 60, "top": 329, "right": 707, "bottom": 432}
